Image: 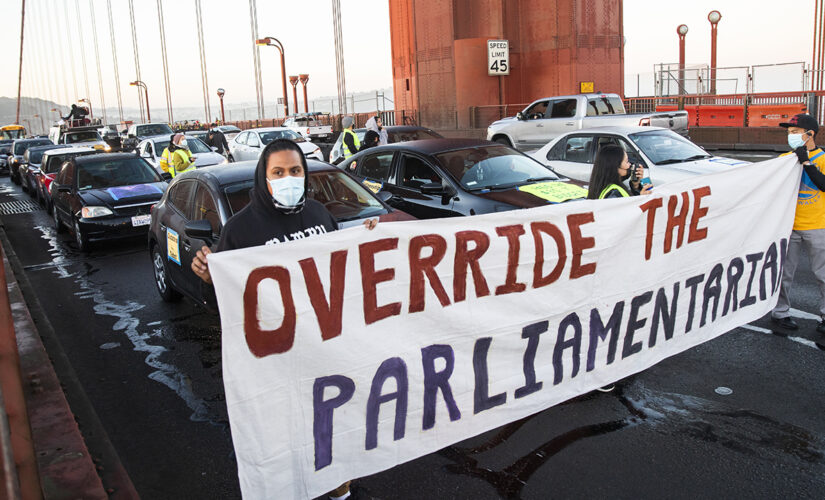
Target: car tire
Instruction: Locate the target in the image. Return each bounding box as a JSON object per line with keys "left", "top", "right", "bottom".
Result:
{"left": 73, "top": 218, "right": 90, "bottom": 252}
{"left": 52, "top": 206, "right": 65, "bottom": 233}
{"left": 151, "top": 244, "right": 182, "bottom": 302}
{"left": 493, "top": 136, "right": 513, "bottom": 147}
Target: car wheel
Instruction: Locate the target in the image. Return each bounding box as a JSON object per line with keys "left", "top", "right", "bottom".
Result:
{"left": 52, "top": 206, "right": 65, "bottom": 233}
{"left": 73, "top": 218, "right": 90, "bottom": 252}
{"left": 151, "top": 244, "right": 181, "bottom": 302}
{"left": 10, "top": 170, "right": 18, "bottom": 185}
{"left": 493, "top": 136, "right": 513, "bottom": 147}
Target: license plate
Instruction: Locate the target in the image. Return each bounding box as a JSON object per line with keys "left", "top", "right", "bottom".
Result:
{"left": 131, "top": 214, "right": 151, "bottom": 227}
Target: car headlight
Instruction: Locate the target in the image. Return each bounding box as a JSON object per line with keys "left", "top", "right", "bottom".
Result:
{"left": 81, "top": 206, "right": 113, "bottom": 218}
{"left": 104, "top": 144, "right": 112, "bottom": 152}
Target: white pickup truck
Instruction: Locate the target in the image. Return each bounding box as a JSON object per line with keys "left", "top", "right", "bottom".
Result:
{"left": 486, "top": 93, "right": 689, "bottom": 151}
{"left": 282, "top": 114, "right": 333, "bottom": 142}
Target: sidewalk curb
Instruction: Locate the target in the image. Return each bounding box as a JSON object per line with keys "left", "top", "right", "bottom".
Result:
{"left": 0, "top": 225, "right": 139, "bottom": 499}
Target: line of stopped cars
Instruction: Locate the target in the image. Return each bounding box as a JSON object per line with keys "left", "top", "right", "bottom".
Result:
{"left": 0, "top": 105, "right": 749, "bottom": 308}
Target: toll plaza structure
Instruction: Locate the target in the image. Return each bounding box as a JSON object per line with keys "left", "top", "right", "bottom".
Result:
{"left": 389, "top": 0, "right": 624, "bottom": 129}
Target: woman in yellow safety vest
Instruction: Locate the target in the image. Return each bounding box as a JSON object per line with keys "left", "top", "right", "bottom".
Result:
{"left": 586, "top": 144, "right": 653, "bottom": 199}
{"left": 341, "top": 116, "right": 360, "bottom": 159}
{"left": 168, "top": 133, "right": 196, "bottom": 178}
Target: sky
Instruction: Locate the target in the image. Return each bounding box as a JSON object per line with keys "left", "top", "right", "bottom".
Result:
{"left": 0, "top": 0, "right": 816, "bottom": 120}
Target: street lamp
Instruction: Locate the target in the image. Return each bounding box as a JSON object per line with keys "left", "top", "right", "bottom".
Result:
{"left": 33, "top": 114, "right": 45, "bottom": 134}
{"left": 217, "top": 88, "right": 226, "bottom": 124}
{"left": 79, "top": 98, "right": 93, "bottom": 120}
{"left": 255, "top": 36, "right": 289, "bottom": 118}
{"left": 299, "top": 74, "right": 309, "bottom": 114}
{"left": 708, "top": 10, "right": 722, "bottom": 95}
{"left": 130, "top": 81, "right": 150, "bottom": 123}
{"left": 676, "top": 24, "right": 689, "bottom": 96}
{"left": 289, "top": 76, "right": 299, "bottom": 115}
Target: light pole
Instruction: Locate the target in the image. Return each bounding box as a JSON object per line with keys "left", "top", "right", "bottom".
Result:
{"left": 255, "top": 36, "right": 289, "bottom": 117}
{"left": 217, "top": 88, "right": 226, "bottom": 124}
{"left": 677, "top": 25, "right": 688, "bottom": 95}
{"left": 289, "top": 76, "right": 299, "bottom": 115}
{"left": 130, "top": 81, "right": 150, "bottom": 122}
{"left": 708, "top": 11, "right": 722, "bottom": 95}
{"left": 79, "top": 98, "right": 93, "bottom": 120}
{"left": 299, "top": 74, "right": 309, "bottom": 113}
{"left": 33, "top": 114, "right": 44, "bottom": 134}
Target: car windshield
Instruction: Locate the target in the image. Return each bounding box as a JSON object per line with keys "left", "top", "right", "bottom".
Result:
{"left": 14, "top": 140, "right": 51, "bottom": 155}
{"left": 27, "top": 150, "right": 48, "bottom": 164}
{"left": 437, "top": 145, "right": 559, "bottom": 190}
{"left": 44, "top": 153, "right": 88, "bottom": 173}
{"left": 309, "top": 171, "right": 386, "bottom": 222}
{"left": 218, "top": 126, "right": 240, "bottom": 134}
{"left": 388, "top": 129, "right": 443, "bottom": 143}
{"left": 65, "top": 131, "right": 101, "bottom": 143}
{"left": 260, "top": 130, "right": 304, "bottom": 144}
{"left": 137, "top": 124, "right": 174, "bottom": 137}
{"left": 153, "top": 138, "right": 210, "bottom": 154}
{"left": 76, "top": 157, "right": 162, "bottom": 190}
{"left": 628, "top": 130, "right": 710, "bottom": 165}
{"left": 0, "top": 147, "right": 10, "bottom": 155}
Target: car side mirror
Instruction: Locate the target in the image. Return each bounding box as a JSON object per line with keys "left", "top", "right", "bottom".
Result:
{"left": 161, "top": 172, "right": 172, "bottom": 181}
{"left": 210, "top": 146, "right": 218, "bottom": 152}
{"left": 376, "top": 190, "right": 392, "bottom": 203}
{"left": 185, "top": 219, "right": 215, "bottom": 246}
{"left": 516, "top": 111, "right": 525, "bottom": 121}
{"left": 57, "top": 186, "right": 71, "bottom": 193}
{"left": 421, "top": 182, "right": 451, "bottom": 195}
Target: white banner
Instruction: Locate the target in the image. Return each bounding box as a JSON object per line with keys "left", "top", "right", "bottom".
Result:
{"left": 210, "top": 156, "right": 799, "bottom": 499}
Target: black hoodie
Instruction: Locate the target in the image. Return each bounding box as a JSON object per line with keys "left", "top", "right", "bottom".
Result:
{"left": 215, "top": 152, "right": 338, "bottom": 253}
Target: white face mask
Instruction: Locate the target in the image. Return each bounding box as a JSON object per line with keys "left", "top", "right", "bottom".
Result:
{"left": 178, "top": 139, "right": 189, "bottom": 149}
{"left": 268, "top": 175, "right": 305, "bottom": 207}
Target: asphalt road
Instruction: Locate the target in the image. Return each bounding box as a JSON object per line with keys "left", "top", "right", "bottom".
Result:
{"left": 0, "top": 157, "right": 823, "bottom": 499}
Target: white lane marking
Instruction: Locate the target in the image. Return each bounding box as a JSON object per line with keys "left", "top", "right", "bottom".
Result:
{"left": 741, "top": 324, "right": 822, "bottom": 350}
{"left": 789, "top": 308, "right": 821, "bottom": 321}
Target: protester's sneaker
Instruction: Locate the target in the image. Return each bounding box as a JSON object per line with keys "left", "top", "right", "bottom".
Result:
{"left": 817, "top": 319, "right": 825, "bottom": 334}
{"left": 771, "top": 315, "right": 799, "bottom": 330}
{"left": 596, "top": 384, "right": 615, "bottom": 392}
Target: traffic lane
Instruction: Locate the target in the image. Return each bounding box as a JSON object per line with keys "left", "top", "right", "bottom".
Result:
{"left": 358, "top": 324, "right": 825, "bottom": 499}
{"left": 0, "top": 183, "right": 240, "bottom": 498}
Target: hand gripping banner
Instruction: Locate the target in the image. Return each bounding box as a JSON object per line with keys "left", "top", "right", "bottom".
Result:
{"left": 209, "top": 156, "right": 800, "bottom": 499}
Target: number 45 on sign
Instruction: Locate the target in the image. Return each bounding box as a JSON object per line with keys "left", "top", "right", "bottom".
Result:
{"left": 488, "top": 39, "right": 510, "bottom": 76}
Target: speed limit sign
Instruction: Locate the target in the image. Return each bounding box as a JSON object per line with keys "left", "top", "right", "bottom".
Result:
{"left": 487, "top": 39, "right": 509, "bottom": 76}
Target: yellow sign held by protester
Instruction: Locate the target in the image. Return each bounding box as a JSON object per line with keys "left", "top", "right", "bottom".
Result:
{"left": 362, "top": 179, "right": 383, "bottom": 194}
{"left": 518, "top": 181, "right": 587, "bottom": 203}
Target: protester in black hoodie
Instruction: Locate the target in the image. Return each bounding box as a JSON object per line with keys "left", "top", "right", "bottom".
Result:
{"left": 191, "top": 138, "right": 375, "bottom": 499}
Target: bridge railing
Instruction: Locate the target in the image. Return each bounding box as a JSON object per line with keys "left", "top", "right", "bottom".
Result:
{"left": 222, "top": 109, "right": 420, "bottom": 137}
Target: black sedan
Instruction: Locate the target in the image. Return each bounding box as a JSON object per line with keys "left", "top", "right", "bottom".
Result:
{"left": 51, "top": 153, "right": 167, "bottom": 251}
{"left": 148, "top": 160, "right": 416, "bottom": 305}
{"left": 329, "top": 125, "right": 443, "bottom": 164}
{"left": 9, "top": 138, "right": 53, "bottom": 182}
{"left": 338, "top": 138, "right": 587, "bottom": 219}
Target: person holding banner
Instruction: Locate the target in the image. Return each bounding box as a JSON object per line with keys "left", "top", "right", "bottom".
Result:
{"left": 586, "top": 144, "right": 653, "bottom": 200}
{"left": 772, "top": 113, "right": 825, "bottom": 333}
{"left": 190, "top": 138, "right": 376, "bottom": 499}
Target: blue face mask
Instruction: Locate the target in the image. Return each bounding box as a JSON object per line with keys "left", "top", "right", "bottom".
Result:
{"left": 268, "top": 175, "right": 305, "bottom": 207}
{"left": 788, "top": 133, "right": 806, "bottom": 149}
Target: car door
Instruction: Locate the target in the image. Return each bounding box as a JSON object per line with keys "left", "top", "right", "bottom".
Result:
{"left": 547, "top": 134, "right": 596, "bottom": 182}
{"left": 51, "top": 161, "right": 75, "bottom": 227}
{"left": 232, "top": 132, "right": 248, "bottom": 160}
{"left": 517, "top": 100, "right": 550, "bottom": 149}
{"left": 246, "top": 132, "right": 262, "bottom": 160}
{"left": 353, "top": 150, "right": 394, "bottom": 195}
{"left": 159, "top": 180, "right": 196, "bottom": 292}
{"left": 389, "top": 153, "right": 459, "bottom": 219}
{"left": 179, "top": 181, "right": 221, "bottom": 301}
{"left": 540, "top": 98, "right": 580, "bottom": 142}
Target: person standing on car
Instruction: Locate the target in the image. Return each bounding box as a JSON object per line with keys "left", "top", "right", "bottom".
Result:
{"left": 169, "top": 133, "right": 195, "bottom": 178}
{"left": 586, "top": 144, "right": 652, "bottom": 199}
{"left": 772, "top": 113, "right": 825, "bottom": 333}
{"left": 341, "top": 116, "right": 360, "bottom": 160}
{"left": 191, "top": 138, "right": 377, "bottom": 500}
{"left": 206, "top": 124, "right": 230, "bottom": 158}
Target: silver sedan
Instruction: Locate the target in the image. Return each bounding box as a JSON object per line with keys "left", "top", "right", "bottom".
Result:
{"left": 228, "top": 127, "right": 323, "bottom": 162}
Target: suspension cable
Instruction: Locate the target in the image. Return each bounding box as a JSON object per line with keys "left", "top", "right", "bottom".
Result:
{"left": 156, "top": 0, "right": 173, "bottom": 123}
{"left": 106, "top": 0, "right": 123, "bottom": 124}
{"left": 63, "top": 0, "right": 78, "bottom": 104}
{"left": 128, "top": 0, "right": 145, "bottom": 123}
{"left": 195, "top": 0, "right": 211, "bottom": 123}
{"left": 74, "top": 0, "right": 92, "bottom": 116}
{"left": 88, "top": 0, "right": 108, "bottom": 125}
{"left": 248, "top": 0, "right": 263, "bottom": 120}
